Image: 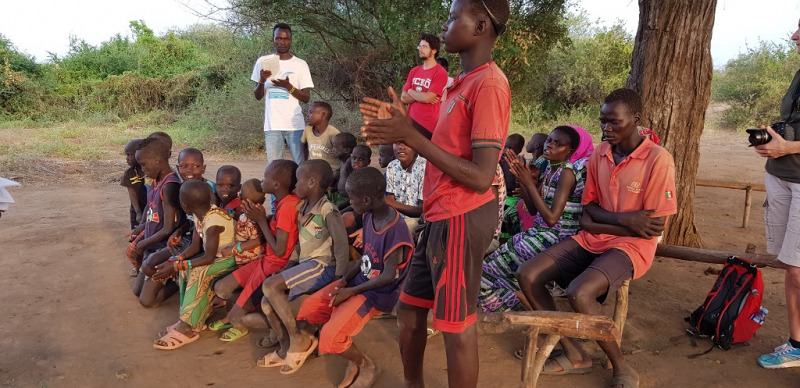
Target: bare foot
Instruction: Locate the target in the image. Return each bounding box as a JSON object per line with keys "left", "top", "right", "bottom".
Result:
{"left": 287, "top": 333, "right": 313, "bottom": 354}
{"left": 611, "top": 364, "right": 639, "bottom": 387}
{"left": 337, "top": 361, "right": 359, "bottom": 388}
{"left": 350, "top": 357, "right": 380, "bottom": 388}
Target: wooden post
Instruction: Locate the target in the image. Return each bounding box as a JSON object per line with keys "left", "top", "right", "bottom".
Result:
{"left": 742, "top": 186, "right": 753, "bottom": 229}
{"left": 521, "top": 327, "right": 539, "bottom": 388}
{"left": 608, "top": 279, "right": 631, "bottom": 369}
{"left": 527, "top": 334, "right": 561, "bottom": 388}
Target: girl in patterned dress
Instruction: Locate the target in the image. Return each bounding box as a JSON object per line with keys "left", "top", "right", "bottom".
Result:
{"left": 478, "top": 126, "right": 593, "bottom": 313}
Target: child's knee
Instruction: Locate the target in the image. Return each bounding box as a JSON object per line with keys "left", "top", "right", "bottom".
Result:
{"left": 517, "top": 261, "right": 546, "bottom": 288}
{"left": 565, "top": 283, "right": 598, "bottom": 308}
{"left": 261, "top": 296, "right": 273, "bottom": 314}
{"left": 262, "top": 276, "right": 284, "bottom": 297}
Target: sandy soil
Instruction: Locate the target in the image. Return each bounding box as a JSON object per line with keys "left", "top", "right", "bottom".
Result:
{"left": 1, "top": 128, "right": 799, "bottom": 388}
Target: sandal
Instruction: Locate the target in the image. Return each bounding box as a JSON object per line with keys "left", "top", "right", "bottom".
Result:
{"left": 257, "top": 350, "right": 285, "bottom": 368}
{"left": 208, "top": 320, "right": 233, "bottom": 331}
{"left": 279, "top": 337, "right": 319, "bottom": 375}
{"left": 337, "top": 361, "right": 359, "bottom": 388}
{"left": 220, "top": 327, "right": 249, "bottom": 342}
{"left": 540, "top": 354, "right": 592, "bottom": 375}
{"left": 514, "top": 347, "right": 565, "bottom": 361}
{"left": 153, "top": 328, "right": 199, "bottom": 350}
{"left": 157, "top": 321, "right": 181, "bottom": 338}
{"left": 611, "top": 374, "right": 639, "bottom": 388}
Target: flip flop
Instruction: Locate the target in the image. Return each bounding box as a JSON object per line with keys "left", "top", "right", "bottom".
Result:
{"left": 220, "top": 327, "right": 249, "bottom": 342}
{"left": 157, "top": 321, "right": 182, "bottom": 338}
{"left": 153, "top": 327, "right": 199, "bottom": 350}
{"left": 337, "top": 361, "right": 359, "bottom": 388}
{"left": 426, "top": 328, "right": 440, "bottom": 339}
{"left": 514, "top": 347, "right": 565, "bottom": 361}
{"left": 208, "top": 320, "right": 233, "bottom": 331}
{"left": 540, "top": 354, "right": 592, "bottom": 375}
{"left": 257, "top": 350, "right": 285, "bottom": 368}
{"left": 280, "top": 337, "right": 319, "bottom": 375}
{"left": 611, "top": 374, "right": 639, "bottom": 388}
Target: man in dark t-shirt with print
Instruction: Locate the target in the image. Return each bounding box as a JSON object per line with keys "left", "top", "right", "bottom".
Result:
{"left": 401, "top": 33, "right": 449, "bottom": 135}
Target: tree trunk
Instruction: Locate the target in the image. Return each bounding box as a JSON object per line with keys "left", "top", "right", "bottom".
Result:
{"left": 626, "top": 0, "right": 717, "bottom": 247}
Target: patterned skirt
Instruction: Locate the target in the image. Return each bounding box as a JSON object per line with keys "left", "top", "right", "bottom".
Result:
{"left": 478, "top": 225, "right": 562, "bottom": 313}
{"left": 178, "top": 256, "right": 236, "bottom": 330}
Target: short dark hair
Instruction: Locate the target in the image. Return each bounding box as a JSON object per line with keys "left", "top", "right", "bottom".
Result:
{"left": 419, "top": 33, "right": 441, "bottom": 57}
{"left": 436, "top": 57, "right": 449, "bottom": 72}
{"left": 216, "top": 165, "right": 242, "bottom": 185}
{"left": 604, "top": 88, "right": 643, "bottom": 114}
{"left": 335, "top": 132, "right": 357, "bottom": 151}
{"left": 505, "top": 133, "right": 525, "bottom": 154}
{"left": 146, "top": 131, "right": 172, "bottom": 158}
{"left": 273, "top": 23, "right": 292, "bottom": 36}
{"left": 353, "top": 144, "right": 372, "bottom": 159}
{"left": 178, "top": 147, "right": 204, "bottom": 164}
{"left": 552, "top": 125, "right": 581, "bottom": 151}
{"left": 469, "top": 0, "right": 510, "bottom": 36}
{"left": 311, "top": 101, "right": 333, "bottom": 119}
{"left": 135, "top": 137, "right": 166, "bottom": 160}
{"left": 346, "top": 167, "right": 386, "bottom": 199}
{"left": 300, "top": 159, "right": 334, "bottom": 191}
{"left": 180, "top": 180, "right": 212, "bottom": 207}
{"left": 241, "top": 178, "right": 265, "bottom": 204}
{"left": 270, "top": 159, "right": 299, "bottom": 191}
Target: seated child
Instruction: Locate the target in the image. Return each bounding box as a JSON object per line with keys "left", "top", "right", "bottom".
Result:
{"left": 378, "top": 144, "right": 395, "bottom": 169}
{"left": 302, "top": 101, "right": 341, "bottom": 173}
{"left": 328, "top": 132, "right": 357, "bottom": 207}
{"left": 337, "top": 144, "right": 372, "bottom": 211}
{"left": 293, "top": 167, "right": 413, "bottom": 387}
{"left": 384, "top": 142, "right": 426, "bottom": 232}
{"left": 216, "top": 165, "right": 243, "bottom": 215}
{"left": 516, "top": 89, "right": 676, "bottom": 385}
{"left": 121, "top": 138, "right": 147, "bottom": 230}
{"left": 177, "top": 147, "right": 217, "bottom": 204}
{"left": 133, "top": 147, "right": 215, "bottom": 307}
{"left": 515, "top": 133, "right": 549, "bottom": 232}
{"left": 130, "top": 138, "right": 182, "bottom": 306}
{"left": 258, "top": 159, "right": 349, "bottom": 374}
{"left": 500, "top": 133, "right": 524, "bottom": 195}
{"left": 151, "top": 180, "right": 237, "bottom": 350}
{"left": 212, "top": 163, "right": 301, "bottom": 342}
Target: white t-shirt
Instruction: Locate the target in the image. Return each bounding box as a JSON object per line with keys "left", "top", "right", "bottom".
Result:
{"left": 251, "top": 55, "right": 314, "bottom": 132}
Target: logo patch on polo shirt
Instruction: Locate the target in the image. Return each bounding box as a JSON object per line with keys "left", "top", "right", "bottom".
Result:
{"left": 665, "top": 190, "right": 673, "bottom": 199}
{"left": 627, "top": 181, "right": 643, "bottom": 194}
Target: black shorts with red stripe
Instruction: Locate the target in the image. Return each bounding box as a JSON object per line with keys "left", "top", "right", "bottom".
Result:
{"left": 399, "top": 200, "right": 497, "bottom": 333}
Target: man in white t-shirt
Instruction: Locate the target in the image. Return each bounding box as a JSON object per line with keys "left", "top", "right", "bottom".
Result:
{"left": 252, "top": 23, "right": 314, "bottom": 165}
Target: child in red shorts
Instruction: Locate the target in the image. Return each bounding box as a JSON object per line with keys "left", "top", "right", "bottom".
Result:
{"left": 294, "top": 167, "right": 413, "bottom": 387}
{"left": 212, "top": 161, "right": 300, "bottom": 342}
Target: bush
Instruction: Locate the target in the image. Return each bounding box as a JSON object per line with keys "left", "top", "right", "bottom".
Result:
{"left": 712, "top": 40, "right": 800, "bottom": 129}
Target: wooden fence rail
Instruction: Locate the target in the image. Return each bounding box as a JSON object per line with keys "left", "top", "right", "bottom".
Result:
{"left": 695, "top": 179, "right": 765, "bottom": 228}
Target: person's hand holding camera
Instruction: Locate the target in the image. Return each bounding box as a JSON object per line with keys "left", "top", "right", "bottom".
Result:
{"left": 754, "top": 125, "right": 800, "bottom": 159}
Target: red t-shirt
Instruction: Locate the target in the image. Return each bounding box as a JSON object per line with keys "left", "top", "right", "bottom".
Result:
{"left": 572, "top": 139, "right": 677, "bottom": 278}
{"left": 265, "top": 193, "right": 301, "bottom": 264}
{"left": 422, "top": 61, "right": 511, "bottom": 222}
{"left": 403, "top": 64, "right": 448, "bottom": 133}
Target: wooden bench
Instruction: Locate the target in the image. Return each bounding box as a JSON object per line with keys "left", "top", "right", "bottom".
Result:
{"left": 499, "top": 279, "right": 630, "bottom": 388}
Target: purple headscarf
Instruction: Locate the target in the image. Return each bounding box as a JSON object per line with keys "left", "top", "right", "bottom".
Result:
{"left": 568, "top": 125, "right": 594, "bottom": 163}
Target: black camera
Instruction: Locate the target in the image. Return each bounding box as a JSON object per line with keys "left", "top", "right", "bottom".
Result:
{"left": 747, "top": 121, "right": 786, "bottom": 146}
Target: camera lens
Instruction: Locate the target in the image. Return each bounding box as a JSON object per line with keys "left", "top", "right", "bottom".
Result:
{"left": 746, "top": 128, "right": 772, "bottom": 146}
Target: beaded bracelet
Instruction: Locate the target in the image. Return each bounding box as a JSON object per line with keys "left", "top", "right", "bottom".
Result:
{"left": 187, "top": 260, "right": 193, "bottom": 270}
{"left": 236, "top": 242, "right": 243, "bottom": 253}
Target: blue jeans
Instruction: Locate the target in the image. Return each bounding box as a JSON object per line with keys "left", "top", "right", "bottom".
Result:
{"left": 264, "top": 130, "right": 304, "bottom": 165}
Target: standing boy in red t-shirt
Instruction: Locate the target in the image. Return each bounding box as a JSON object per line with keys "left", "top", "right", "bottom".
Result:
{"left": 517, "top": 88, "right": 677, "bottom": 388}
{"left": 361, "top": 1, "right": 511, "bottom": 386}
{"left": 401, "top": 33, "right": 449, "bottom": 135}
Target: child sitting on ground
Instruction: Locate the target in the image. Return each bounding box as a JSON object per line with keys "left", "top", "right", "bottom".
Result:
{"left": 258, "top": 159, "right": 349, "bottom": 374}
{"left": 328, "top": 132, "right": 357, "bottom": 207}
{"left": 121, "top": 138, "right": 147, "bottom": 230}
{"left": 211, "top": 163, "right": 301, "bottom": 343}
{"left": 216, "top": 165, "right": 243, "bottom": 215}
{"left": 151, "top": 180, "right": 237, "bottom": 350}
{"left": 130, "top": 138, "right": 182, "bottom": 306}
{"left": 517, "top": 89, "right": 676, "bottom": 386}
{"left": 293, "top": 167, "right": 413, "bottom": 387}
{"left": 378, "top": 144, "right": 395, "bottom": 169}
{"left": 302, "top": 101, "right": 340, "bottom": 172}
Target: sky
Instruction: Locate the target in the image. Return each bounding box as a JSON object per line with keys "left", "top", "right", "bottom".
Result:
{"left": 1, "top": 0, "right": 799, "bottom": 67}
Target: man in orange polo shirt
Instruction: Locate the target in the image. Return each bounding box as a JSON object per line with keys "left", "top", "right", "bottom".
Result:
{"left": 517, "top": 88, "right": 676, "bottom": 388}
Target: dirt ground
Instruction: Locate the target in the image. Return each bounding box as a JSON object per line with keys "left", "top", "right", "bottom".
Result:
{"left": 2, "top": 128, "right": 799, "bottom": 388}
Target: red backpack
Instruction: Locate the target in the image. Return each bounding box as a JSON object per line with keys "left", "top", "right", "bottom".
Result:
{"left": 686, "top": 256, "right": 766, "bottom": 350}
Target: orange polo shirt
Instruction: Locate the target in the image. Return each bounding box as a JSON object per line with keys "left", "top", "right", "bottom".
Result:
{"left": 422, "top": 61, "right": 511, "bottom": 222}
{"left": 572, "top": 139, "right": 677, "bottom": 278}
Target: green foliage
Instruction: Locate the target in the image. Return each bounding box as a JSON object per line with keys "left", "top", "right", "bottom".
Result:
{"left": 711, "top": 40, "right": 800, "bottom": 129}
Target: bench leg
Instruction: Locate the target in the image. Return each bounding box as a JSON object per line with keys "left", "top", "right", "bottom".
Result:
{"left": 607, "top": 278, "right": 630, "bottom": 369}
{"left": 521, "top": 330, "right": 562, "bottom": 388}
